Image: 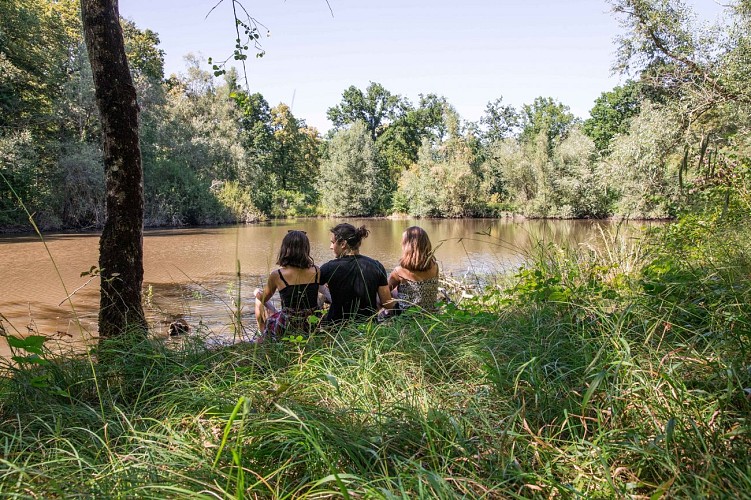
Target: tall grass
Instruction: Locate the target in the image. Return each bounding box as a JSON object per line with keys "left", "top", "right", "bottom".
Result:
{"left": 1, "top": 215, "right": 750, "bottom": 498}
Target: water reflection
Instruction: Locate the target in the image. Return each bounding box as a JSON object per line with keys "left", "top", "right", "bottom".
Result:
{"left": 0, "top": 218, "right": 652, "bottom": 355}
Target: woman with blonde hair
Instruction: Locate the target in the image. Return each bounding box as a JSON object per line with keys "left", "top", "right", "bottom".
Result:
{"left": 388, "top": 226, "right": 440, "bottom": 312}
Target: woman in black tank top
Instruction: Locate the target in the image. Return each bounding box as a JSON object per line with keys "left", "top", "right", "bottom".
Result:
{"left": 253, "top": 230, "right": 322, "bottom": 341}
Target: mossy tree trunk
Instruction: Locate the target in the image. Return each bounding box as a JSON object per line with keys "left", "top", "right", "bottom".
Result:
{"left": 80, "top": 0, "right": 147, "bottom": 338}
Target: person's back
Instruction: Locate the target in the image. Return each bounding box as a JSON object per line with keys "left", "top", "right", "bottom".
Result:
{"left": 277, "top": 267, "right": 319, "bottom": 312}
{"left": 388, "top": 226, "right": 441, "bottom": 313}
{"left": 321, "top": 254, "right": 387, "bottom": 323}
{"left": 319, "top": 223, "right": 393, "bottom": 324}
{"left": 254, "top": 230, "right": 321, "bottom": 341}
{"left": 392, "top": 267, "right": 440, "bottom": 310}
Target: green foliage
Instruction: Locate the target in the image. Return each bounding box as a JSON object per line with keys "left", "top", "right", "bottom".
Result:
{"left": 393, "top": 157, "right": 443, "bottom": 217}
{"left": 479, "top": 96, "right": 519, "bottom": 144}
{"left": 0, "top": 0, "right": 78, "bottom": 130}
{"left": 161, "top": 57, "right": 251, "bottom": 183}
{"left": 470, "top": 96, "right": 590, "bottom": 218}
{"left": 269, "top": 104, "right": 321, "bottom": 210}
{"left": 317, "top": 121, "right": 387, "bottom": 216}
{"left": 140, "top": 59, "right": 277, "bottom": 225}
{"left": 207, "top": 9, "right": 268, "bottom": 79}
{"left": 4, "top": 0, "right": 751, "bottom": 229}
{"left": 1, "top": 333, "right": 73, "bottom": 400}
{"left": 550, "top": 128, "right": 615, "bottom": 217}
{"left": 327, "top": 82, "right": 406, "bottom": 140}
{"left": 121, "top": 19, "right": 165, "bottom": 82}
{"left": 519, "top": 96, "right": 578, "bottom": 152}
{"left": 480, "top": 127, "right": 612, "bottom": 218}
{"left": 0, "top": 2, "right": 207, "bottom": 231}
{"left": 0, "top": 130, "right": 39, "bottom": 227}
{"left": 229, "top": 92, "right": 322, "bottom": 217}
{"left": 376, "top": 93, "right": 452, "bottom": 187}
{"left": 53, "top": 141, "right": 106, "bottom": 228}
{"left": 606, "top": 101, "right": 683, "bottom": 218}
{"left": 636, "top": 211, "right": 751, "bottom": 355}
{"left": 0, "top": 0, "right": 83, "bottom": 230}
{"left": 0, "top": 8, "right": 328, "bottom": 231}
{"left": 268, "top": 189, "right": 317, "bottom": 218}
{"left": 608, "top": 0, "right": 751, "bottom": 218}
{"left": 583, "top": 80, "right": 642, "bottom": 152}
{"left": 396, "top": 138, "right": 486, "bottom": 217}
{"left": 610, "top": 0, "right": 711, "bottom": 88}
{"left": 55, "top": 41, "right": 100, "bottom": 143}
{"left": 214, "top": 180, "right": 264, "bottom": 223}
{"left": 506, "top": 266, "right": 572, "bottom": 303}
{"left": 231, "top": 89, "right": 275, "bottom": 210}
{"left": 144, "top": 158, "right": 228, "bottom": 226}
{"left": 479, "top": 138, "right": 524, "bottom": 205}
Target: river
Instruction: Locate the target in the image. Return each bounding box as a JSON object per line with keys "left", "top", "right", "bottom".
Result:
{"left": 0, "top": 218, "right": 647, "bottom": 355}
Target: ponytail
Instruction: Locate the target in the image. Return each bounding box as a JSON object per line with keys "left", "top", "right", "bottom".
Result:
{"left": 331, "top": 223, "right": 369, "bottom": 250}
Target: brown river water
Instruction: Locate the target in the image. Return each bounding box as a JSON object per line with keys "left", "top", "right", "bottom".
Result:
{"left": 0, "top": 218, "right": 648, "bottom": 356}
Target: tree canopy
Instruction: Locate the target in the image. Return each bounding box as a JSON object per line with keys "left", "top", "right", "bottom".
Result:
{"left": 326, "top": 82, "right": 406, "bottom": 140}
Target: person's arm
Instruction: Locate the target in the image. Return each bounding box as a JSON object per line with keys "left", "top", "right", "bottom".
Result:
{"left": 254, "top": 272, "right": 279, "bottom": 329}
{"left": 255, "top": 272, "right": 278, "bottom": 305}
{"left": 318, "top": 284, "right": 332, "bottom": 305}
{"left": 317, "top": 263, "right": 332, "bottom": 306}
{"left": 387, "top": 267, "right": 402, "bottom": 291}
{"left": 378, "top": 285, "right": 396, "bottom": 310}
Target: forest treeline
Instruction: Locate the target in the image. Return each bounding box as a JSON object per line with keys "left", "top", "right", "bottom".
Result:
{"left": 1, "top": 0, "right": 749, "bottom": 231}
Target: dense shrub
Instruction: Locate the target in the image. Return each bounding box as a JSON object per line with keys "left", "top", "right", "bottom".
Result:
{"left": 317, "top": 121, "right": 387, "bottom": 216}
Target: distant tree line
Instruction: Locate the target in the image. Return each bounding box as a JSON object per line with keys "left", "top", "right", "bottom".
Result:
{"left": 2, "top": 0, "right": 750, "bottom": 231}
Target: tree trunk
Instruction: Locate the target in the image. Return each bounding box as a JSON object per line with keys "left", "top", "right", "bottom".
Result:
{"left": 80, "top": 0, "right": 147, "bottom": 338}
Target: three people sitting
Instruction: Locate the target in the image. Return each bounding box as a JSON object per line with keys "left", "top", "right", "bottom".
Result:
{"left": 253, "top": 224, "right": 440, "bottom": 340}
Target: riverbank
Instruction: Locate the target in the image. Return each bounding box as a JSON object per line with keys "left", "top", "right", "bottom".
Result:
{"left": 1, "top": 215, "right": 748, "bottom": 497}
{"left": 0, "top": 209, "right": 677, "bottom": 236}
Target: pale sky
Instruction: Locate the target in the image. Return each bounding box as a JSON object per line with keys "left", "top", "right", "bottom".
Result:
{"left": 119, "top": 0, "right": 724, "bottom": 133}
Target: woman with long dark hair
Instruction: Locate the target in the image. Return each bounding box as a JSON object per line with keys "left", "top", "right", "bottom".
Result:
{"left": 254, "top": 230, "right": 321, "bottom": 340}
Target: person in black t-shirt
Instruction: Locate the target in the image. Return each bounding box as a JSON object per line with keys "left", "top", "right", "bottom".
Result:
{"left": 319, "top": 223, "right": 395, "bottom": 324}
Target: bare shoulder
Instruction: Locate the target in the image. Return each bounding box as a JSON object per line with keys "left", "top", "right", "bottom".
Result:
{"left": 280, "top": 265, "right": 317, "bottom": 285}
{"left": 389, "top": 266, "right": 406, "bottom": 281}
{"left": 402, "top": 263, "right": 439, "bottom": 282}
{"left": 269, "top": 268, "right": 284, "bottom": 285}
{"left": 431, "top": 261, "right": 440, "bottom": 277}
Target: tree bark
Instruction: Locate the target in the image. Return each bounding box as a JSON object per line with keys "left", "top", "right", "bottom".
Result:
{"left": 80, "top": 0, "right": 147, "bottom": 338}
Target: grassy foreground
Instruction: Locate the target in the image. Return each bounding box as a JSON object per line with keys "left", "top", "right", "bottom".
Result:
{"left": 1, "top": 217, "right": 750, "bottom": 498}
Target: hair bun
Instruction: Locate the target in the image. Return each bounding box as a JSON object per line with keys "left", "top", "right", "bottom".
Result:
{"left": 356, "top": 226, "right": 370, "bottom": 239}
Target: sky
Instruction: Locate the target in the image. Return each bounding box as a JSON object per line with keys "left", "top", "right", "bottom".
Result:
{"left": 118, "top": 0, "right": 724, "bottom": 133}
